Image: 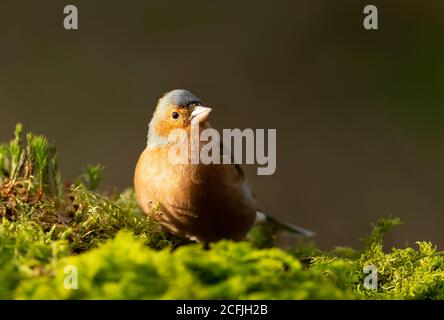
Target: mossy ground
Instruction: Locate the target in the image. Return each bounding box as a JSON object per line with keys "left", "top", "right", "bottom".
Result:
{"left": 1, "top": 125, "right": 443, "bottom": 300}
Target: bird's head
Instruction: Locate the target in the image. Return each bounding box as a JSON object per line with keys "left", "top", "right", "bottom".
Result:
{"left": 147, "top": 89, "right": 212, "bottom": 148}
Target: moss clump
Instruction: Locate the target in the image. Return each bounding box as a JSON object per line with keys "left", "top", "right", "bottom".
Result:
{"left": 1, "top": 125, "right": 444, "bottom": 300}
{"left": 14, "top": 232, "right": 356, "bottom": 300}
{"left": 356, "top": 242, "right": 444, "bottom": 299}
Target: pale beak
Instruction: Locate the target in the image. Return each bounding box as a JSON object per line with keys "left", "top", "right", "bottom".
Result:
{"left": 190, "top": 106, "right": 212, "bottom": 123}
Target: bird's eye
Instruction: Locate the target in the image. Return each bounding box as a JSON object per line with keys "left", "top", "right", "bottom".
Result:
{"left": 172, "top": 111, "right": 180, "bottom": 120}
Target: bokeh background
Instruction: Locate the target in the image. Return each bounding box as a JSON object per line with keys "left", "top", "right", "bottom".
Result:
{"left": 1, "top": 0, "right": 443, "bottom": 249}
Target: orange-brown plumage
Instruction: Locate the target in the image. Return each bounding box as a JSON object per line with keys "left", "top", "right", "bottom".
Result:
{"left": 134, "top": 90, "right": 255, "bottom": 242}
{"left": 135, "top": 146, "right": 256, "bottom": 241}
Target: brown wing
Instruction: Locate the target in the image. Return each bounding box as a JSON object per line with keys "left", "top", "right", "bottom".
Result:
{"left": 220, "top": 143, "right": 256, "bottom": 201}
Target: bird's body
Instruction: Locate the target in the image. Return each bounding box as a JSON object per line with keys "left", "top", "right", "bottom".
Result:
{"left": 134, "top": 89, "right": 313, "bottom": 242}
{"left": 135, "top": 145, "right": 256, "bottom": 241}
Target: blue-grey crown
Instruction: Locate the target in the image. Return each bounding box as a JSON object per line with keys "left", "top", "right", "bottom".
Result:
{"left": 161, "top": 89, "right": 202, "bottom": 108}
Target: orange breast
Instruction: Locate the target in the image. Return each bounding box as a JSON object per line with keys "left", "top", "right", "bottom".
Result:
{"left": 134, "top": 146, "right": 256, "bottom": 241}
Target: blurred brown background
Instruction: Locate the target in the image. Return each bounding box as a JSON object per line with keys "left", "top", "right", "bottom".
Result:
{"left": 1, "top": 0, "right": 443, "bottom": 249}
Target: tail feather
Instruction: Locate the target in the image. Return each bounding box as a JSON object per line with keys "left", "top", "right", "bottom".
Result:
{"left": 255, "top": 211, "right": 315, "bottom": 238}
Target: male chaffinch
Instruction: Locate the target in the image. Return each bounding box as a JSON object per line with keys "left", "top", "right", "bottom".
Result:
{"left": 134, "top": 89, "right": 314, "bottom": 242}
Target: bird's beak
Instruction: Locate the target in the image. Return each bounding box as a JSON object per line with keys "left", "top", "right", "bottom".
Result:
{"left": 190, "top": 106, "right": 212, "bottom": 123}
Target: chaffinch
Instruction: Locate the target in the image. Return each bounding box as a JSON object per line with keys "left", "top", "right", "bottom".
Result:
{"left": 134, "top": 89, "right": 314, "bottom": 242}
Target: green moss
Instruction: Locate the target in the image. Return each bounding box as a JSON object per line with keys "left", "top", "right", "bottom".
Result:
{"left": 77, "top": 164, "right": 105, "bottom": 191}
{"left": 362, "top": 216, "right": 403, "bottom": 249}
{"left": 1, "top": 125, "right": 444, "bottom": 300}
{"left": 355, "top": 241, "right": 444, "bottom": 299}
{"left": 0, "top": 218, "right": 69, "bottom": 299}
{"left": 14, "top": 232, "right": 355, "bottom": 300}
